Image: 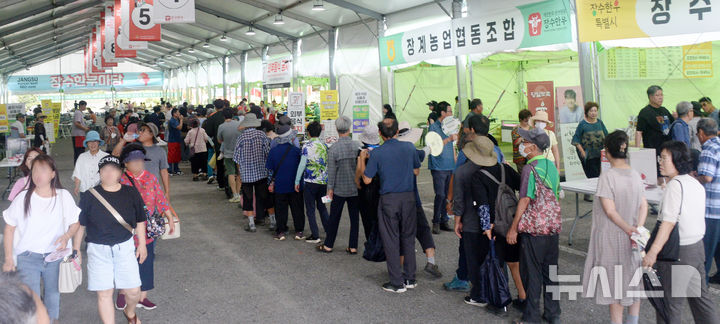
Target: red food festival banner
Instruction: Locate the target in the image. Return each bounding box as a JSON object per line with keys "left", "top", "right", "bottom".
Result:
{"left": 526, "top": 81, "right": 555, "bottom": 131}
{"left": 129, "top": 0, "right": 161, "bottom": 41}
{"left": 114, "top": 0, "right": 137, "bottom": 57}
{"left": 99, "top": 12, "right": 117, "bottom": 68}
{"left": 91, "top": 27, "right": 104, "bottom": 73}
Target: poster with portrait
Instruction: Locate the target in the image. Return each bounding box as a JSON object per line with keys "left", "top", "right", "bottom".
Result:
{"left": 555, "top": 86, "right": 585, "bottom": 180}
{"left": 555, "top": 86, "right": 584, "bottom": 124}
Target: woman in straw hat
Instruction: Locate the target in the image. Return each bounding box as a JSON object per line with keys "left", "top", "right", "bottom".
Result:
{"left": 530, "top": 110, "right": 560, "bottom": 171}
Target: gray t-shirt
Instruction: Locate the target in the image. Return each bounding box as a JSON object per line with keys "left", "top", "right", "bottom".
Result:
{"left": 71, "top": 110, "right": 85, "bottom": 136}
{"left": 144, "top": 144, "right": 169, "bottom": 182}
{"left": 217, "top": 120, "right": 241, "bottom": 156}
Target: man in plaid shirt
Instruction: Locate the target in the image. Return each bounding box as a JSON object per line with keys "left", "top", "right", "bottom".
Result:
{"left": 317, "top": 116, "right": 361, "bottom": 253}
{"left": 696, "top": 117, "right": 720, "bottom": 284}
{"left": 234, "top": 114, "right": 270, "bottom": 232}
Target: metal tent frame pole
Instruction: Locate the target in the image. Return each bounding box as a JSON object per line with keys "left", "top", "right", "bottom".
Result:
{"left": 452, "top": 0, "right": 468, "bottom": 119}
{"left": 328, "top": 28, "right": 337, "bottom": 90}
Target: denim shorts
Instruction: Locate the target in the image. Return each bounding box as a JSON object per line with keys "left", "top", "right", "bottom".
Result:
{"left": 86, "top": 238, "right": 141, "bottom": 291}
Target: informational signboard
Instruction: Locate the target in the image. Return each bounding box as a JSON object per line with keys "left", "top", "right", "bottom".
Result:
{"left": 153, "top": 0, "right": 195, "bottom": 24}
{"left": 603, "top": 43, "right": 713, "bottom": 80}
{"left": 683, "top": 42, "right": 713, "bottom": 78}
{"left": 41, "top": 100, "right": 51, "bottom": 110}
{"left": 576, "top": 0, "right": 720, "bottom": 42}
{"left": 379, "top": 0, "right": 572, "bottom": 66}
{"left": 129, "top": 0, "right": 161, "bottom": 41}
{"left": 287, "top": 92, "right": 306, "bottom": 134}
{"left": 559, "top": 123, "right": 586, "bottom": 181}
{"left": 321, "top": 120, "right": 338, "bottom": 146}
{"left": 526, "top": 81, "right": 555, "bottom": 131}
{"left": 0, "top": 104, "right": 8, "bottom": 133}
{"left": 352, "top": 91, "right": 370, "bottom": 134}
{"left": 319, "top": 90, "right": 339, "bottom": 121}
{"left": 262, "top": 57, "right": 292, "bottom": 89}
{"left": 49, "top": 102, "right": 61, "bottom": 143}
{"left": 7, "top": 103, "right": 25, "bottom": 125}
{"left": 8, "top": 72, "right": 163, "bottom": 93}
{"left": 118, "top": 0, "right": 148, "bottom": 50}
{"left": 114, "top": 0, "right": 137, "bottom": 56}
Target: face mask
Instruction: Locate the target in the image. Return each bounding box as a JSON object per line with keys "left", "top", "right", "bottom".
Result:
{"left": 535, "top": 121, "right": 547, "bottom": 130}
{"left": 519, "top": 143, "right": 529, "bottom": 158}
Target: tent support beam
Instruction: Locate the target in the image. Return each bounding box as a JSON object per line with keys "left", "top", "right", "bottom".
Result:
{"left": 324, "top": 0, "right": 383, "bottom": 20}
{"left": 240, "top": 51, "right": 247, "bottom": 99}
{"left": 292, "top": 40, "right": 299, "bottom": 92}
{"left": 572, "top": 0, "right": 601, "bottom": 111}
{"left": 435, "top": 0, "right": 452, "bottom": 18}
{"left": 452, "top": 0, "right": 468, "bottom": 119}
{"left": 222, "top": 55, "right": 228, "bottom": 99}
{"left": 328, "top": 28, "right": 337, "bottom": 90}
{"left": 377, "top": 18, "right": 389, "bottom": 107}
{"left": 262, "top": 46, "right": 269, "bottom": 103}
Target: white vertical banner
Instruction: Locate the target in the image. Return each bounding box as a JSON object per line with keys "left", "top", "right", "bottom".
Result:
{"left": 153, "top": 0, "right": 195, "bottom": 24}
{"left": 103, "top": 2, "right": 120, "bottom": 63}
{"left": 287, "top": 92, "right": 306, "bottom": 134}
{"left": 559, "top": 123, "right": 586, "bottom": 181}
{"left": 118, "top": 0, "right": 148, "bottom": 50}
{"left": 93, "top": 22, "right": 104, "bottom": 71}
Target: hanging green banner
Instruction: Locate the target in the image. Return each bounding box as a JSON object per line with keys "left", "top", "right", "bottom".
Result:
{"left": 378, "top": 0, "right": 572, "bottom": 67}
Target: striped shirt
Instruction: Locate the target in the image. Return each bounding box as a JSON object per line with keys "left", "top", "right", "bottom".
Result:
{"left": 698, "top": 136, "right": 720, "bottom": 219}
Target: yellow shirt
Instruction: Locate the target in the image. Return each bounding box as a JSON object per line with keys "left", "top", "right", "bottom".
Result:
{"left": 542, "top": 129, "right": 558, "bottom": 162}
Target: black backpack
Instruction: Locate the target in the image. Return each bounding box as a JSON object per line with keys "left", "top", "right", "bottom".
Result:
{"left": 479, "top": 166, "right": 518, "bottom": 236}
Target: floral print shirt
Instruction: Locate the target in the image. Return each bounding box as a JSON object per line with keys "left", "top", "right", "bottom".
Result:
{"left": 120, "top": 170, "right": 170, "bottom": 243}
{"left": 301, "top": 138, "right": 328, "bottom": 184}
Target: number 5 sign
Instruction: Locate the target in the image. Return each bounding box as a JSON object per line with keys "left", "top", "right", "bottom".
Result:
{"left": 153, "top": 0, "right": 195, "bottom": 24}
{"left": 129, "top": 0, "right": 161, "bottom": 41}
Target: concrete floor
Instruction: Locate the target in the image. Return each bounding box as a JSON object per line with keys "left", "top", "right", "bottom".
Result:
{"left": 1, "top": 137, "right": 718, "bottom": 323}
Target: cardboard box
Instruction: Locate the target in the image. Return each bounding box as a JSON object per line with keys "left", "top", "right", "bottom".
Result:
{"left": 600, "top": 147, "right": 657, "bottom": 185}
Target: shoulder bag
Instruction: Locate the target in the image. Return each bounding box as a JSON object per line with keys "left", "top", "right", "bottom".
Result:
{"left": 58, "top": 191, "right": 82, "bottom": 293}
{"left": 124, "top": 173, "right": 166, "bottom": 239}
{"left": 189, "top": 128, "right": 201, "bottom": 157}
{"left": 269, "top": 145, "right": 293, "bottom": 186}
{"left": 645, "top": 179, "right": 682, "bottom": 262}
{"left": 517, "top": 162, "right": 562, "bottom": 235}
{"left": 89, "top": 188, "right": 134, "bottom": 234}
{"left": 161, "top": 205, "right": 181, "bottom": 240}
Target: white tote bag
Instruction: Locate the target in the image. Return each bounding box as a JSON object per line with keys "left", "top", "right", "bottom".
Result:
{"left": 58, "top": 193, "right": 82, "bottom": 293}
{"left": 161, "top": 206, "right": 181, "bottom": 240}
{"left": 58, "top": 256, "right": 82, "bottom": 293}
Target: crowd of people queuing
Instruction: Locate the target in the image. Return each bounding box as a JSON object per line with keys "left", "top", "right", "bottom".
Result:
{"left": 2, "top": 84, "right": 720, "bottom": 324}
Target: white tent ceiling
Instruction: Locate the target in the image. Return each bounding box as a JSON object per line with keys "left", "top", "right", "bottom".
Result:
{"left": 0, "top": 0, "right": 440, "bottom": 75}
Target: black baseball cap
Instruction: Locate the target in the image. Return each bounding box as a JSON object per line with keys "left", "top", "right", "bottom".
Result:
{"left": 98, "top": 155, "right": 121, "bottom": 170}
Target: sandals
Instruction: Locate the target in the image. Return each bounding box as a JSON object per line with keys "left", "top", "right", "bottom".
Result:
{"left": 346, "top": 248, "right": 358, "bottom": 255}
{"left": 316, "top": 245, "right": 332, "bottom": 253}
{"left": 123, "top": 310, "right": 139, "bottom": 324}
